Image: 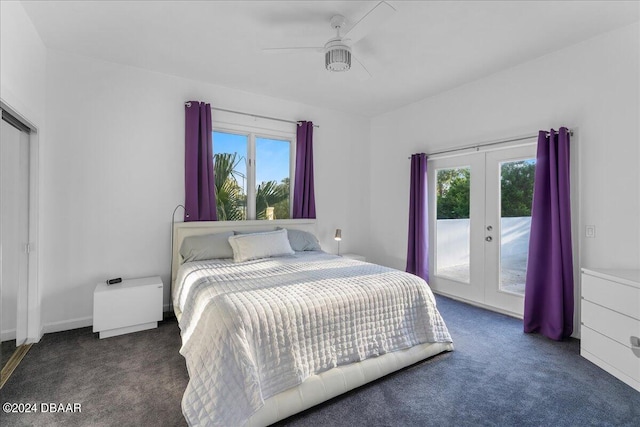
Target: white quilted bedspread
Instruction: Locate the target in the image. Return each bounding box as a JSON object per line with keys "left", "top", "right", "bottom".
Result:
{"left": 174, "top": 252, "right": 452, "bottom": 426}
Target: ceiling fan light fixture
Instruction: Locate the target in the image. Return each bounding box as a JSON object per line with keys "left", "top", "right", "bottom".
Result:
{"left": 325, "top": 43, "right": 351, "bottom": 72}
{"left": 263, "top": 4, "right": 394, "bottom": 77}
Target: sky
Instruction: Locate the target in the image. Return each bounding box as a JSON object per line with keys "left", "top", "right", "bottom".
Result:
{"left": 213, "top": 131, "right": 290, "bottom": 187}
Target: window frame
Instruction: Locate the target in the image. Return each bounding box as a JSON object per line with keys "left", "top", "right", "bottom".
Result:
{"left": 212, "top": 121, "right": 296, "bottom": 221}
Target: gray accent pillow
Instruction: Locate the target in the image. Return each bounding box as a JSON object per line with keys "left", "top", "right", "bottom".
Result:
{"left": 179, "top": 231, "right": 234, "bottom": 262}
{"left": 277, "top": 227, "right": 322, "bottom": 251}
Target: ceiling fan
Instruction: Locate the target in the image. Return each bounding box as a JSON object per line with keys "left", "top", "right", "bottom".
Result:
{"left": 262, "top": 1, "right": 396, "bottom": 78}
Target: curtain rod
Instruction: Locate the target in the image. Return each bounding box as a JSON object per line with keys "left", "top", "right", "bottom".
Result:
{"left": 184, "top": 102, "right": 319, "bottom": 128}
{"left": 408, "top": 129, "right": 574, "bottom": 159}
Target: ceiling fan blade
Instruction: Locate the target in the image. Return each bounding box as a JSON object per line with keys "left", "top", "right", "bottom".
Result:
{"left": 343, "top": 1, "right": 396, "bottom": 45}
{"left": 352, "top": 55, "right": 372, "bottom": 81}
{"left": 262, "top": 47, "right": 324, "bottom": 54}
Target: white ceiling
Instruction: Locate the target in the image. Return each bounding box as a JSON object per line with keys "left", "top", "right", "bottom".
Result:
{"left": 21, "top": 0, "right": 640, "bottom": 117}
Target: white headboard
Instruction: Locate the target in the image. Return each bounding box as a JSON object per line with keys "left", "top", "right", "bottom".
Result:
{"left": 171, "top": 219, "right": 317, "bottom": 291}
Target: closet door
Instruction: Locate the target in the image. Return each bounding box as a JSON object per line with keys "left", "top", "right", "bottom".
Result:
{"left": 1, "top": 118, "right": 30, "bottom": 344}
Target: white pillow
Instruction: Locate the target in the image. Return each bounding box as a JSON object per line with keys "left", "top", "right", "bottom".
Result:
{"left": 228, "top": 228, "right": 295, "bottom": 262}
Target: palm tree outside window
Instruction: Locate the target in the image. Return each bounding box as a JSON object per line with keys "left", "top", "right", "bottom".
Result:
{"left": 213, "top": 130, "right": 292, "bottom": 221}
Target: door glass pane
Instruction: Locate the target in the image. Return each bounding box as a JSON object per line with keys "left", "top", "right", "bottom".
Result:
{"left": 213, "top": 131, "right": 248, "bottom": 220}
{"left": 255, "top": 137, "right": 290, "bottom": 220}
{"left": 499, "top": 159, "right": 535, "bottom": 295}
{"left": 436, "top": 167, "right": 471, "bottom": 283}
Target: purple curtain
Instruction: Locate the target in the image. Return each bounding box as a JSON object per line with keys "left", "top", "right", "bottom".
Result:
{"left": 184, "top": 101, "right": 217, "bottom": 222}
{"left": 406, "top": 153, "right": 429, "bottom": 281}
{"left": 524, "top": 127, "right": 573, "bottom": 340}
{"left": 292, "top": 121, "right": 316, "bottom": 219}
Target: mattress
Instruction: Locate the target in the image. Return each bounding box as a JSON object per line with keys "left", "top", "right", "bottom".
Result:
{"left": 174, "top": 251, "right": 453, "bottom": 426}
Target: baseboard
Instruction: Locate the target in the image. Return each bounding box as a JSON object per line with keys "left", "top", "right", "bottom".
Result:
{"left": 43, "top": 316, "right": 93, "bottom": 334}
{"left": 40, "top": 306, "right": 172, "bottom": 336}
{"left": 432, "top": 290, "right": 523, "bottom": 320}
{"left": 1, "top": 329, "right": 17, "bottom": 342}
{"left": 433, "top": 290, "right": 582, "bottom": 339}
{"left": 32, "top": 326, "right": 45, "bottom": 344}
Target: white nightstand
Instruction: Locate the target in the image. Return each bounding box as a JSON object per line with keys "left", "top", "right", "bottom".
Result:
{"left": 341, "top": 253, "right": 366, "bottom": 262}
{"left": 93, "top": 276, "right": 163, "bottom": 339}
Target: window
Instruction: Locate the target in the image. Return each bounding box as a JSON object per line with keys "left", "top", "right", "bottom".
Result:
{"left": 213, "top": 127, "right": 293, "bottom": 221}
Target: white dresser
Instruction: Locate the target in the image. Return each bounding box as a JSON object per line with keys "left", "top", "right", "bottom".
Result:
{"left": 93, "top": 276, "right": 163, "bottom": 339}
{"left": 580, "top": 268, "right": 640, "bottom": 392}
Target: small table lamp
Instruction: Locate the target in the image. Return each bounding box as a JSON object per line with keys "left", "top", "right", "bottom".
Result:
{"left": 334, "top": 229, "right": 342, "bottom": 256}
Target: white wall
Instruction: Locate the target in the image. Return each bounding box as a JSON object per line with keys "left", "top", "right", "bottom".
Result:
{"left": 369, "top": 23, "right": 640, "bottom": 275}
{"left": 41, "top": 50, "right": 371, "bottom": 330}
{"left": 0, "top": 1, "right": 47, "bottom": 124}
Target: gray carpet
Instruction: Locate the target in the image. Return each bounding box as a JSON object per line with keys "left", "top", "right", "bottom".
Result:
{"left": 0, "top": 315, "right": 188, "bottom": 426}
{"left": 1, "top": 297, "right": 638, "bottom": 427}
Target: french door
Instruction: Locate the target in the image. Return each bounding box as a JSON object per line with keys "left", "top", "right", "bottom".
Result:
{"left": 428, "top": 144, "right": 537, "bottom": 317}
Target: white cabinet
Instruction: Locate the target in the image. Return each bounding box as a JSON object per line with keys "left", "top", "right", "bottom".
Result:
{"left": 341, "top": 253, "right": 366, "bottom": 262}
{"left": 580, "top": 268, "right": 640, "bottom": 392}
{"left": 93, "top": 276, "right": 163, "bottom": 339}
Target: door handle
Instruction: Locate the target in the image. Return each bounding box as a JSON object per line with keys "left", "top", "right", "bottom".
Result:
{"left": 486, "top": 225, "right": 493, "bottom": 231}
{"left": 485, "top": 236, "right": 493, "bottom": 242}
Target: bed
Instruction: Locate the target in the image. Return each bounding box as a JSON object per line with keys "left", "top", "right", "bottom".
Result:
{"left": 171, "top": 219, "right": 453, "bottom": 426}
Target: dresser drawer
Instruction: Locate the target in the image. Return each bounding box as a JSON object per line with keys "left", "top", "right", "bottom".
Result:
{"left": 582, "top": 299, "right": 640, "bottom": 348}
{"left": 582, "top": 274, "right": 639, "bottom": 320}
{"left": 581, "top": 326, "right": 640, "bottom": 385}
